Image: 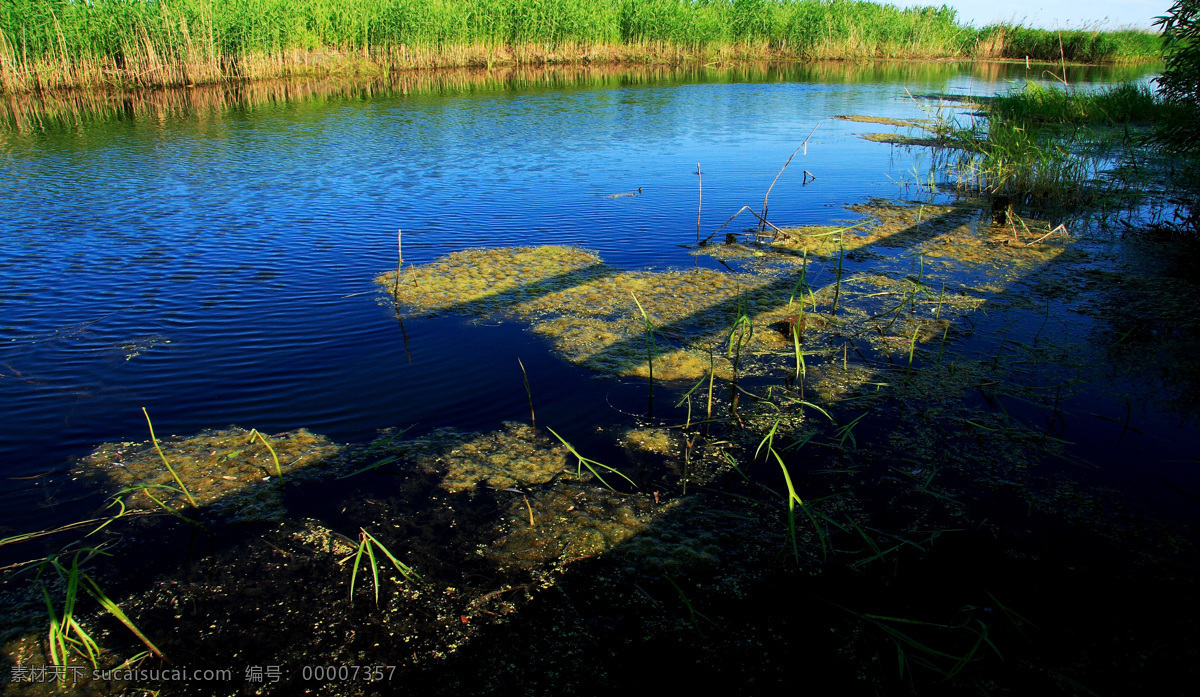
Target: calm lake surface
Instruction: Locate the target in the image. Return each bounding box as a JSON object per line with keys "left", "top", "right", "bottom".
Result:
{"left": 0, "top": 60, "right": 1169, "bottom": 533}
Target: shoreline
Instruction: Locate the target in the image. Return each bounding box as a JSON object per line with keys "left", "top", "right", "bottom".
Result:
{"left": 1, "top": 42, "right": 1161, "bottom": 95}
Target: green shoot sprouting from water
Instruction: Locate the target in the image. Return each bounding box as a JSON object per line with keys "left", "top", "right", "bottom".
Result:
{"left": 728, "top": 287, "right": 753, "bottom": 374}
{"left": 789, "top": 250, "right": 817, "bottom": 311}
{"left": 40, "top": 549, "right": 164, "bottom": 666}
{"left": 792, "top": 324, "right": 806, "bottom": 388}
{"left": 757, "top": 421, "right": 806, "bottom": 561}
{"left": 248, "top": 429, "right": 283, "bottom": 481}
{"left": 835, "top": 413, "right": 867, "bottom": 450}
{"left": 547, "top": 427, "right": 636, "bottom": 491}
{"left": 518, "top": 357, "right": 536, "bottom": 428}
{"left": 349, "top": 528, "right": 421, "bottom": 605}
{"left": 631, "top": 292, "right": 657, "bottom": 391}
{"left": 906, "top": 325, "right": 920, "bottom": 383}
{"left": 142, "top": 407, "right": 197, "bottom": 509}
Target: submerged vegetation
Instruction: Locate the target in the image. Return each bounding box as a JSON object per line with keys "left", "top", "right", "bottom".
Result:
{"left": 0, "top": 0, "right": 1161, "bottom": 91}
{"left": 6, "top": 169, "right": 1199, "bottom": 691}
{"left": 2, "top": 21, "right": 1199, "bottom": 697}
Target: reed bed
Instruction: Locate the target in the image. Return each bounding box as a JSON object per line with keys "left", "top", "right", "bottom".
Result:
{"left": 974, "top": 24, "right": 1161, "bottom": 64}
{"left": 933, "top": 81, "right": 1169, "bottom": 208}
{"left": 0, "top": 0, "right": 1160, "bottom": 92}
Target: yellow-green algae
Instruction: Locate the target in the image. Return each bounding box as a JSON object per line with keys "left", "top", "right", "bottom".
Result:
{"left": 382, "top": 247, "right": 791, "bottom": 380}
{"left": 384, "top": 245, "right": 608, "bottom": 316}
{"left": 620, "top": 427, "right": 680, "bottom": 458}
{"left": 380, "top": 201, "right": 1071, "bottom": 382}
{"left": 836, "top": 114, "right": 933, "bottom": 129}
{"left": 703, "top": 199, "right": 1064, "bottom": 268}
{"left": 77, "top": 427, "right": 340, "bottom": 521}
{"left": 393, "top": 422, "right": 571, "bottom": 493}
{"left": 487, "top": 481, "right": 661, "bottom": 569}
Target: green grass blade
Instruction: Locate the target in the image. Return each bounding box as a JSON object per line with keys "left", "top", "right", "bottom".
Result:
{"left": 142, "top": 407, "right": 198, "bottom": 509}
{"left": 79, "top": 570, "right": 165, "bottom": 660}
{"left": 361, "top": 530, "right": 421, "bottom": 584}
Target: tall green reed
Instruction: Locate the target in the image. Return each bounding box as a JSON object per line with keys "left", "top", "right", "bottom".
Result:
{"left": 1, "top": 0, "right": 1153, "bottom": 91}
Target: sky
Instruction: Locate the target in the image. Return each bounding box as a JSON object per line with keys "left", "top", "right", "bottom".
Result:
{"left": 891, "top": 1, "right": 1172, "bottom": 30}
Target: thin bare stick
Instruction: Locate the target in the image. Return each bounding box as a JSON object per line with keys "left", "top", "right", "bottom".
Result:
{"left": 758, "top": 122, "right": 821, "bottom": 240}
{"left": 393, "top": 229, "right": 402, "bottom": 300}
{"left": 703, "top": 205, "right": 786, "bottom": 246}
{"left": 1027, "top": 224, "right": 1068, "bottom": 246}
{"left": 696, "top": 163, "right": 702, "bottom": 245}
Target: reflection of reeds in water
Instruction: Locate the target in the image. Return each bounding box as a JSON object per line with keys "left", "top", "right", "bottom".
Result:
{"left": 2, "top": 58, "right": 1146, "bottom": 134}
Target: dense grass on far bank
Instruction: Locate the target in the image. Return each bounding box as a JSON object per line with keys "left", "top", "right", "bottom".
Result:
{"left": 0, "top": 0, "right": 1162, "bottom": 92}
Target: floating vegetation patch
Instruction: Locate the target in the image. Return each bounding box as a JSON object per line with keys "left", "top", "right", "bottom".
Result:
{"left": 382, "top": 245, "right": 609, "bottom": 316}
{"left": 860, "top": 132, "right": 945, "bottom": 147}
{"left": 380, "top": 200, "right": 1071, "bottom": 385}
{"left": 836, "top": 114, "right": 932, "bottom": 129}
{"left": 391, "top": 422, "right": 572, "bottom": 493}
{"left": 487, "top": 481, "right": 659, "bottom": 569}
{"left": 620, "top": 427, "right": 679, "bottom": 458}
{"left": 77, "top": 427, "right": 340, "bottom": 521}
{"left": 382, "top": 248, "right": 798, "bottom": 379}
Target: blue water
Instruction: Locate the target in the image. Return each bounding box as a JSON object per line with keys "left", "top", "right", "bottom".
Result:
{"left": 0, "top": 61, "right": 1160, "bottom": 530}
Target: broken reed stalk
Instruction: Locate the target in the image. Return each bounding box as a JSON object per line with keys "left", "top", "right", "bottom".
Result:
{"left": 141, "top": 408, "right": 197, "bottom": 509}
{"left": 705, "top": 205, "right": 787, "bottom": 245}
{"left": 758, "top": 122, "right": 821, "bottom": 241}
{"left": 517, "top": 357, "right": 535, "bottom": 428}
{"left": 394, "top": 229, "right": 402, "bottom": 301}
{"left": 1028, "top": 224, "right": 1068, "bottom": 246}
{"left": 696, "top": 163, "right": 702, "bottom": 245}
{"left": 523, "top": 495, "right": 535, "bottom": 527}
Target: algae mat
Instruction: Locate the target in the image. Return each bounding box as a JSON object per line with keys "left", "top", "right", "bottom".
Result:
{"left": 379, "top": 202, "right": 1067, "bottom": 382}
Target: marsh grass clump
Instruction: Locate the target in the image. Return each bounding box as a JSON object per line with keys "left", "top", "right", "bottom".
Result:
{"left": 918, "top": 81, "right": 1175, "bottom": 213}
{"left": 78, "top": 427, "right": 340, "bottom": 521}
{"left": 348, "top": 528, "right": 422, "bottom": 606}
{"left": 35, "top": 549, "right": 164, "bottom": 668}
{"left": 988, "top": 81, "right": 1163, "bottom": 126}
